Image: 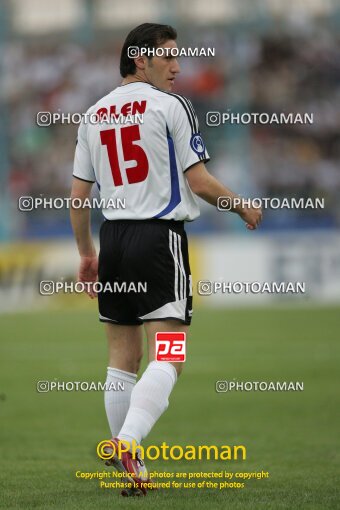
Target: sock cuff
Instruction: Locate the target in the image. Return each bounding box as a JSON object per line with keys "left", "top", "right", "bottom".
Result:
{"left": 147, "top": 360, "right": 178, "bottom": 385}
{"left": 107, "top": 367, "right": 137, "bottom": 384}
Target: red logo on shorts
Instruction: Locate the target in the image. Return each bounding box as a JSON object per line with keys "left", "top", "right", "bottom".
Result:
{"left": 155, "top": 332, "right": 186, "bottom": 362}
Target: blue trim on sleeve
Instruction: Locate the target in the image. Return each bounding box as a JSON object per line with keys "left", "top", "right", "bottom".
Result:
{"left": 154, "top": 126, "right": 181, "bottom": 218}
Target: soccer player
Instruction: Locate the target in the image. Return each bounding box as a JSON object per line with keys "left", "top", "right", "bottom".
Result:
{"left": 70, "top": 23, "right": 262, "bottom": 496}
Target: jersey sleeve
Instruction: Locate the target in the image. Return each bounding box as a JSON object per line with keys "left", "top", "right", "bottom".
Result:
{"left": 170, "top": 96, "right": 210, "bottom": 172}
{"left": 73, "top": 119, "right": 96, "bottom": 183}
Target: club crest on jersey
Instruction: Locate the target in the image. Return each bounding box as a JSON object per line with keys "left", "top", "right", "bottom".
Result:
{"left": 190, "top": 134, "right": 205, "bottom": 155}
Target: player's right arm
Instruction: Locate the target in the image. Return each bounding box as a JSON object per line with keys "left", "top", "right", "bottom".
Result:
{"left": 70, "top": 117, "right": 98, "bottom": 298}
{"left": 70, "top": 177, "right": 98, "bottom": 299}
{"left": 186, "top": 162, "right": 262, "bottom": 230}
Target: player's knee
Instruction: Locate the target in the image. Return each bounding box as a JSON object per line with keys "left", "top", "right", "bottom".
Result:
{"left": 109, "top": 350, "right": 143, "bottom": 374}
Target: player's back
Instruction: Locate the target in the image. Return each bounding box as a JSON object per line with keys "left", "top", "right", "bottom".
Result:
{"left": 74, "top": 81, "right": 209, "bottom": 221}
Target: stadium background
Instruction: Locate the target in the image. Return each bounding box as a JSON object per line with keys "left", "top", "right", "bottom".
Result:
{"left": 0, "top": 1, "right": 339, "bottom": 509}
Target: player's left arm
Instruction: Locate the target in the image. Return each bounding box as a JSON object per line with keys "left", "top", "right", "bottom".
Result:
{"left": 186, "top": 161, "right": 262, "bottom": 230}
{"left": 169, "top": 97, "right": 262, "bottom": 230}
{"left": 70, "top": 177, "right": 98, "bottom": 299}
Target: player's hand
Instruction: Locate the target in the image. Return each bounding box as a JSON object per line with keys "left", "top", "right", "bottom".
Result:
{"left": 238, "top": 205, "right": 263, "bottom": 230}
{"left": 78, "top": 255, "right": 98, "bottom": 299}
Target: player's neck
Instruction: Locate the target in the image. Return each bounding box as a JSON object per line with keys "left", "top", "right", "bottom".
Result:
{"left": 121, "top": 73, "right": 151, "bottom": 87}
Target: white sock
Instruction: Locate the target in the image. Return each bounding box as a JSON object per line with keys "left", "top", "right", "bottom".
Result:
{"left": 104, "top": 367, "right": 137, "bottom": 437}
{"left": 118, "top": 361, "right": 177, "bottom": 446}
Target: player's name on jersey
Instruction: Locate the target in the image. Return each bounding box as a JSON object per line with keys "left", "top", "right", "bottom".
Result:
{"left": 96, "top": 100, "right": 146, "bottom": 123}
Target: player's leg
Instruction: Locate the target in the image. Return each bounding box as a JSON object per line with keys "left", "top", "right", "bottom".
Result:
{"left": 117, "top": 320, "right": 188, "bottom": 446}
{"left": 144, "top": 319, "right": 187, "bottom": 375}
{"left": 106, "top": 323, "right": 143, "bottom": 373}
{"left": 116, "top": 221, "right": 192, "bottom": 445}
{"left": 98, "top": 219, "right": 145, "bottom": 437}
{"left": 104, "top": 323, "right": 143, "bottom": 437}
{"left": 116, "top": 221, "right": 192, "bottom": 444}
{"left": 102, "top": 222, "right": 192, "bottom": 494}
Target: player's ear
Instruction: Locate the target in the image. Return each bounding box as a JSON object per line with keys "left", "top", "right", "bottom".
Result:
{"left": 134, "top": 55, "right": 147, "bottom": 71}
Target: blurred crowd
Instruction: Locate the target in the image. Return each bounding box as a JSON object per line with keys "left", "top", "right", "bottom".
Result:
{"left": 3, "top": 27, "right": 340, "bottom": 237}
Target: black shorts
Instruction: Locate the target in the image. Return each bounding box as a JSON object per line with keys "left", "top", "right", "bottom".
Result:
{"left": 98, "top": 219, "right": 193, "bottom": 326}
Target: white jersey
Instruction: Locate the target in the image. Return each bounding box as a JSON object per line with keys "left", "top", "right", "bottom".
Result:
{"left": 73, "top": 81, "right": 210, "bottom": 221}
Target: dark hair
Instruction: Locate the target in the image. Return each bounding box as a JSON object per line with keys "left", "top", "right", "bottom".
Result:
{"left": 120, "top": 23, "right": 177, "bottom": 77}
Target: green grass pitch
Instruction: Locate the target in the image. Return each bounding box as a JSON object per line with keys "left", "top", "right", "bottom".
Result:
{"left": 0, "top": 307, "right": 339, "bottom": 509}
